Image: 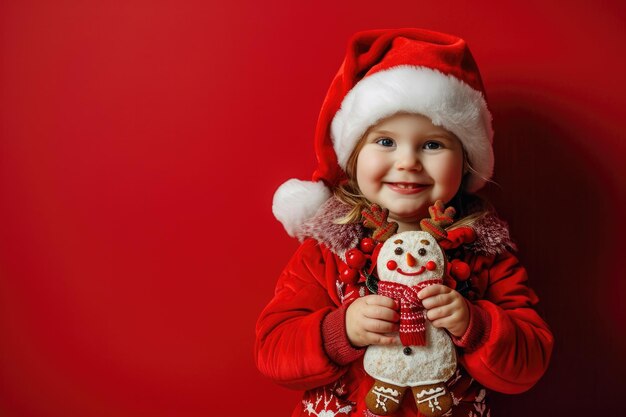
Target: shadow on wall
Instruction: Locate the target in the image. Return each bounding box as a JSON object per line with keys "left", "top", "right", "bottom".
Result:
{"left": 482, "top": 88, "right": 624, "bottom": 416}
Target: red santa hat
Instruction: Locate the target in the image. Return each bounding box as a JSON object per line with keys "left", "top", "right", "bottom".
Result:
{"left": 273, "top": 28, "right": 494, "bottom": 237}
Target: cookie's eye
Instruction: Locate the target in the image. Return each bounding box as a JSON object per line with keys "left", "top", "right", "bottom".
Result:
{"left": 418, "top": 248, "right": 427, "bottom": 256}
{"left": 394, "top": 247, "right": 403, "bottom": 255}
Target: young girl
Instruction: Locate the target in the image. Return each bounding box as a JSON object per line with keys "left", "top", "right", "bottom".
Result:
{"left": 256, "top": 28, "right": 553, "bottom": 417}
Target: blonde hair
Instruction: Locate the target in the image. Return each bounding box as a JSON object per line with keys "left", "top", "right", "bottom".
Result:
{"left": 333, "top": 133, "right": 371, "bottom": 224}
{"left": 332, "top": 117, "right": 492, "bottom": 227}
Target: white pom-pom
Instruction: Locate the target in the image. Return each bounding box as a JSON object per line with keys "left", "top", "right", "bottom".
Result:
{"left": 272, "top": 179, "right": 332, "bottom": 237}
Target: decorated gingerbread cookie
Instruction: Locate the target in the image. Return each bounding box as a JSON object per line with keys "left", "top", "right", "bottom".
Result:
{"left": 362, "top": 201, "right": 458, "bottom": 417}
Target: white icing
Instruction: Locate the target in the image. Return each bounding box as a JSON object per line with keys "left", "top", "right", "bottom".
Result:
{"left": 416, "top": 386, "right": 445, "bottom": 399}
{"left": 372, "top": 386, "right": 401, "bottom": 412}
{"left": 415, "top": 386, "right": 446, "bottom": 412}
{"left": 373, "top": 386, "right": 400, "bottom": 396}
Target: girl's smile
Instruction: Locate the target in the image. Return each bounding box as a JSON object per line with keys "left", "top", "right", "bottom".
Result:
{"left": 356, "top": 113, "right": 464, "bottom": 231}
{"left": 384, "top": 182, "right": 429, "bottom": 194}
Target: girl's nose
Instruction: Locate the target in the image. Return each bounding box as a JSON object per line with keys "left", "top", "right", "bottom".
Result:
{"left": 406, "top": 253, "right": 417, "bottom": 267}
{"left": 395, "top": 151, "right": 422, "bottom": 171}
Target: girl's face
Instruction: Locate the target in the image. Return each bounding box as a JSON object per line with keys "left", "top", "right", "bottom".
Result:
{"left": 355, "top": 113, "right": 464, "bottom": 227}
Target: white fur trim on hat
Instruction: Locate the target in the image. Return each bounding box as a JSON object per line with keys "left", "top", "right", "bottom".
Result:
{"left": 272, "top": 179, "right": 332, "bottom": 237}
{"left": 330, "top": 66, "right": 494, "bottom": 192}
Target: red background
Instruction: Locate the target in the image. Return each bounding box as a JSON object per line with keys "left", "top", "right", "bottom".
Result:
{"left": 1, "top": 1, "right": 625, "bottom": 416}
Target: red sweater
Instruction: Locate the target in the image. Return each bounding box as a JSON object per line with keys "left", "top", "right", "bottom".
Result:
{"left": 255, "top": 200, "right": 553, "bottom": 417}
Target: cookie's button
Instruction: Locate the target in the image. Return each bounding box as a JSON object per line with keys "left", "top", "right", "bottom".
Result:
{"left": 403, "top": 347, "right": 412, "bottom": 356}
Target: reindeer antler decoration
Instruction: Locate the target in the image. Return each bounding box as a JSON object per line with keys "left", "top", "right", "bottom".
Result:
{"left": 419, "top": 200, "right": 456, "bottom": 241}
{"left": 361, "top": 204, "right": 398, "bottom": 242}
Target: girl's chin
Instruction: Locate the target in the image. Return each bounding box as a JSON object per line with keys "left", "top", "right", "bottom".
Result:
{"left": 388, "top": 209, "right": 430, "bottom": 223}
{"left": 387, "top": 197, "right": 455, "bottom": 222}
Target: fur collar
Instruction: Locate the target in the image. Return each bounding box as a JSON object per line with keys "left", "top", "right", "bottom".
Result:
{"left": 296, "top": 197, "right": 365, "bottom": 260}
{"left": 465, "top": 212, "right": 516, "bottom": 256}
{"left": 296, "top": 197, "right": 515, "bottom": 258}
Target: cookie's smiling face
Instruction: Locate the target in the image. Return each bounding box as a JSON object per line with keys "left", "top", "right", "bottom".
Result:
{"left": 377, "top": 231, "right": 445, "bottom": 286}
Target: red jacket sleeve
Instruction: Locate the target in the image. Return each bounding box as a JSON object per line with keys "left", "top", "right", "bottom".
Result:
{"left": 458, "top": 250, "right": 554, "bottom": 394}
{"left": 255, "top": 239, "right": 348, "bottom": 390}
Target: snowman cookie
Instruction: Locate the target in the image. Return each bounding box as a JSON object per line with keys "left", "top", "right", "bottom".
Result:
{"left": 362, "top": 201, "right": 457, "bottom": 417}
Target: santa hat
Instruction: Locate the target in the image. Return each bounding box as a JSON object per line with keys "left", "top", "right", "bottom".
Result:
{"left": 273, "top": 28, "right": 494, "bottom": 237}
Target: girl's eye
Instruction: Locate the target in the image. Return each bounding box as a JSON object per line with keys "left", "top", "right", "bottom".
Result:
{"left": 423, "top": 141, "right": 442, "bottom": 150}
{"left": 376, "top": 137, "right": 395, "bottom": 147}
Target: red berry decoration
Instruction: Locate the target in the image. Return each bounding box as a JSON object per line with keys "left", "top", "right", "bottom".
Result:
{"left": 450, "top": 260, "right": 471, "bottom": 281}
{"left": 359, "top": 238, "right": 375, "bottom": 254}
{"left": 340, "top": 267, "right": 359, "bottom": 284}
{"left": 425, "top": 261, "right": 436, "bottom": 271}
{"left": 387, "top": 260, "right": 398, "bottom": 270}
{"left": 345, "top": 248, "right": 367, "bottom": 269}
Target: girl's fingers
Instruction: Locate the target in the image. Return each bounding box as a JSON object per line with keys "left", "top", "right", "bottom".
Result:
{"left": 417, "top": 284, "right": 448, "bottom": 300}
{"left": 429, "top": 318, "right": 448, "bottom": 329}
{"left": 426, "top": 305, "right": 454, "bottom": 321}
{"left": 367, "top": 333, "right": 400, "bottom": 346}
{"left": 362, "top": 317, "right": 399, "bottom": 334}
{"left": 421, "top": 292, "right": 454, "bottom": 309}
{"left": 365, "top": 294, "right": 398, "bottom": 309}
{"left": 364, "top": 305, "right": 400, "bottom": 322}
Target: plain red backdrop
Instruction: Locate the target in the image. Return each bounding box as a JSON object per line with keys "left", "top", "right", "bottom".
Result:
{"left": 1, "top": 1, "right": 625, "bottom": 416}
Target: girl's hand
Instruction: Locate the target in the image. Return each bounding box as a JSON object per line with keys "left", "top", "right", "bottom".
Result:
{"left": 345, "top": 295, "right": 400, "bottom": 347}
{"left": 418, "top": 284, "right": 469, "bottom": 337}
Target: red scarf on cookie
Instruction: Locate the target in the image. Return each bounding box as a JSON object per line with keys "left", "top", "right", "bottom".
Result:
{"left": 377, "top": 279, "right": 442, "bottom": 347}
